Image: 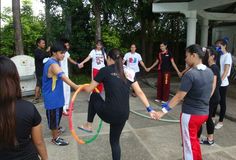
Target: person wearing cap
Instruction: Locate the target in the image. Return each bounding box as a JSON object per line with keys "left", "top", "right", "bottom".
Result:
{"left": 154, "top": 44, "right": 214, "bottom": 160}
{"left": 42, "top": 41, "right": 79, "bottom": 146}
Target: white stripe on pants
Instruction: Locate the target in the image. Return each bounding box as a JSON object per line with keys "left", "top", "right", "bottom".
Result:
{"left": 180, "top": 113, "right": 208, "bottom": 160}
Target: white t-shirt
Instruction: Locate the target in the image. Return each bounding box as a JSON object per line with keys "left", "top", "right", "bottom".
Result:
{"left": 60, "top": 51, "right": 70, "bottom": 76}
{"left": 220, "top": 52, "right": 232, "bottom": 86}
{"left": 123, "top": 52, "right": 142, "bottom": 73}
{"left": 89, "top": 49, "right": 106, "bottom": 70}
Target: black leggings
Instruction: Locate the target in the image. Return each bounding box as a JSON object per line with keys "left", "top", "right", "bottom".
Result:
{"left": 198, "top": 100, "right": 218, "bottom": 137}
{"left": 212, "top": 86, "right": 227, "bottom": 122}
{"left": 87, "top": 93, "right": 126, "bottom": 160}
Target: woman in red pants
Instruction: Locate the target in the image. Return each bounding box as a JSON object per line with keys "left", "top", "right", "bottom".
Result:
{"left": 147, "top": 42, "right": 181, "bottom": 103}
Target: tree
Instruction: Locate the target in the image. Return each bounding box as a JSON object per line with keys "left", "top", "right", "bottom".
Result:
{"left": 12, "top": 0, "right": 24, "bottom": 55}
{"left": 0, "top": 0, "right": 45, "bottom": 57}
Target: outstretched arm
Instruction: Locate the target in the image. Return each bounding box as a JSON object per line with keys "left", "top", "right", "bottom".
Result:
{"left": 131, "top": 81, "right": 157, "bottom": 119}
{"left": 171, "top": 59, "right": 181, "bottom": 77}
{"left": 147, "top": 59, "right": 159, "bottom": 72}
{"left": 139, "top": 60, "right": 148, "bottom": 72}
{"left": 155, "top": 91, "right": 187, "bottom": 119}
{"left": 82, "top": 80, "right": 99, "bottom": 93}
{"left": 68, "top": 57, "right": 79, "bottom": 67}
{"left": 50, "top": 64, "right": 79, "bottom": 90}
{"left": 79, "top": 55, "right": 92, "bottom": 68}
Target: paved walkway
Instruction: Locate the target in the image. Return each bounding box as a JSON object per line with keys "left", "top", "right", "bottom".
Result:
{"left": 26, "top": 75, "right": 236, "bottom": 160}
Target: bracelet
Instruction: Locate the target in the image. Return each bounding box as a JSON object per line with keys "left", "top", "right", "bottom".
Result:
{"left": 161, "top": 102, "right": 172, "bottom": 113}
{"left": 146, "top": 106, "right": 154, "bottom": 113}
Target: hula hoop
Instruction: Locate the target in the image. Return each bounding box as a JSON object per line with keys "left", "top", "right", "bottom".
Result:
{"left": 131, "top": 78, "right": 179, "bottom": 123}
{"left": 68, "top": 84, "right": 103, "bottom": 144}
{"left": 130, "top": 109, "right": 179, "bottom": 123}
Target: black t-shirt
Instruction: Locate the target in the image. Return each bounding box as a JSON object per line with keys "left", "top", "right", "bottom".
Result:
{"left": 94, "top": 64, "right": 134, "bottom": 124}
{"left": 34, "top": 48, "right": 49, "bottom": 77}
{"left": 0, "top": 100, "right": 42, "bottom": 160}
{"left": 157, "top": 51, "right": 173, "bottom": 72}
{"left": 210, "top": 64, "right": 221, "bottom": 103}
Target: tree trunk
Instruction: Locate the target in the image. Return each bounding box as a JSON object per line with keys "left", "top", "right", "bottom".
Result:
{"left": 140, "top": 18, "right": 146, "bottom": 63}
{"left": 64, "top": 0, "right": 72, "bottom": 39}
{"left": 93, "top": 1, "right": 101, "bottom": 41}
{"left": 45, "top": 0, "right": 52, "bottom": 45}
{"left": 12, "top": 0, "right": 24, "bottom": 55}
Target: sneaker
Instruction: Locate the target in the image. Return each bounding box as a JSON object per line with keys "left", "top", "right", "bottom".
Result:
{"left": 154, "top": 99, "right": 161, "bottom": 103}
{"left": 161, "top": 101, "right": 167, "bottom": 104}
{"left": 200, "top": 139, "right": 214, "bottom": 146}
{"left": 215, "top": 123, "right": 223, "bottom": 129}
{"left": 51, "top": 137, "right": 69, "bottom": 146}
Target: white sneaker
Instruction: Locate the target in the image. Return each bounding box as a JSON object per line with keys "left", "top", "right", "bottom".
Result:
{"left": 215, "top": 123, "right": 223, "bottom": 129}
{"left": 155, "top": 99, "right": 161, "bottom": 103}
{"left": 161, "top": 101, "right": 167, "bottom": 104}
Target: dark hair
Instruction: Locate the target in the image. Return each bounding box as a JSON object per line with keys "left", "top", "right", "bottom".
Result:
{"left": 51, "top": 41, "right": 66, "bottom": 54}
{"left": 108, "top": 48, "right": 126, "bottom": 82}
{"left": 186, "top": 44, "right": 205, "bottom": 59}
{"left": 96, "top": 40, "right": 103, "bottom": 46}
{"left": 0, "top": 56, "right": 21, "bottom": 149}
{"left": 215, "top": 38, "right": 228, "bottom": 52}
{"left": 160, "top": 41, "right": 168, "bottom": 47}
{"left": 36, "top": 37, "right": 45, "bottom": 46}
{"left": 60, "top": 38, "right": 70, "bottom": 44}
{"left": 202, "top": 46, "right": 219, "bottom": 66}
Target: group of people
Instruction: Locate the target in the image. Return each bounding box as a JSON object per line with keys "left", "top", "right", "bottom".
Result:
{"left": 0, "top": 36, "right": 232, "bottom": 160}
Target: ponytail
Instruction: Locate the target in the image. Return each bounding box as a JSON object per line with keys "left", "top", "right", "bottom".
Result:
{"left": 108, "top": 48, "right": 126, "bottom": 83}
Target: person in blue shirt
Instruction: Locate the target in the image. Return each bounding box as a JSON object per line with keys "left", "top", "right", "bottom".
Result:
{"left": 42, "top": 41, "right": 79, "bottom": 146}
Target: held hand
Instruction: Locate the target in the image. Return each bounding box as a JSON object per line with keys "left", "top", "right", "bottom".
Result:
{"left": 76, "top": 63, "right": 80, "bottom": 68}
{"left": 78, "top": 63, "right": 84, "bottom": 69}
{"left": 154, "top": 111, "right": 166, "bottom": 120}
{"left": 146, "top": 67, "right": 151, "bottom": 72}
{"left": 149, "top": 111, "right": 158, "bottom": 120}
{"left": 177, "top": 71, "right": 182, "bottom": 78}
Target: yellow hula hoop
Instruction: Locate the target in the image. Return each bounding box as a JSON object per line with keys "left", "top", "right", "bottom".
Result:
{"left": 68, "top": 84, "right": 102, "bottom": 144}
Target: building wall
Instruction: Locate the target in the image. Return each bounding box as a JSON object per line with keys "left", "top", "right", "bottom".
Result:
{"left": 212, "top": 25, "right": 236, "bottom": 56}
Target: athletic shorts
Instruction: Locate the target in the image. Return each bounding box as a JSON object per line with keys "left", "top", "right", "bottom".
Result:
{"left": 46, "top": 107, "right": 63, "bottom": 130}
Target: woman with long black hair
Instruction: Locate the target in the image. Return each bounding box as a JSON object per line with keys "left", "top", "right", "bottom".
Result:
{"left": 78, "top": 48, "right": 156, "bottom": 160}
{"left": 0, "top": 56, "right": 48, "bottom": 160}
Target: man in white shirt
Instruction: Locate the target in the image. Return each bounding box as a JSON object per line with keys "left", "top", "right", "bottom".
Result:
{"left": 61, "top": 39, "right": 80, "bottom": 116}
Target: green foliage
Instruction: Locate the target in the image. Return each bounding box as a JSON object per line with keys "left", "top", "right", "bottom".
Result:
{"left": 70, "top": 74, "right": 91, "bottom": 84}
{"left": 0, "top": 0, "right": 45, "bottom": 57}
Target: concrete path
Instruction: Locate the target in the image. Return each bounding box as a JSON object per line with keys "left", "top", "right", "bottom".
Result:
{"left": 26, "top": 76, "right": 236, "bottom": 160}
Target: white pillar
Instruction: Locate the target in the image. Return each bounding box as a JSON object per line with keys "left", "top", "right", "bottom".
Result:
{"left": 183, "top": 11, "right": 197, "bottom": 47}
{"left": 186, "top": 18, "right": 197, "bottom": 46}
{"left": 200, "top": 18, "right": 209, "bottom": 47}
